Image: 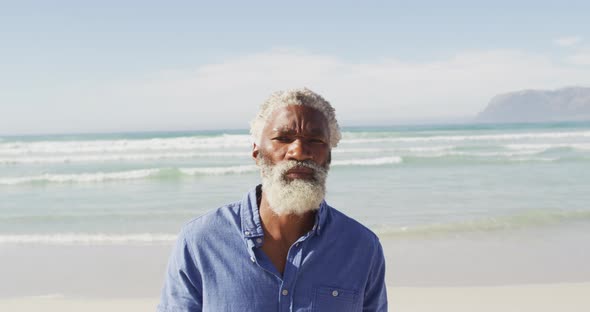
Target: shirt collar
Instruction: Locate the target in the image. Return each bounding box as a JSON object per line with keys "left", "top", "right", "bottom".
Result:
{"left": 240, "top": 185, "right": 264, "bottom": 238}
{"left": 240, "top": 184, "right": 328, "bottom": 238}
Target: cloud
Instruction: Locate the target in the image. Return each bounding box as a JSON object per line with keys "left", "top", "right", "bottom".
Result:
{"left": 3, "top": 48, "right": 590, "bottom": 134}
{"left": 567, "top": 47, "right": 590, "bottom": 65}
{"left": 110, "top": 49, "right": 589, "bottom": 122}
{"left": 554, "top": 36, "right": 583, "bottom": 47}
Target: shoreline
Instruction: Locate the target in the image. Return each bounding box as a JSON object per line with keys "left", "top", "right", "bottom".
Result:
{"left": 2, "top": 223, "right": 590, "bottom": 299}
{"left": 2, "top": 223, "right": 590, "bottom": 311}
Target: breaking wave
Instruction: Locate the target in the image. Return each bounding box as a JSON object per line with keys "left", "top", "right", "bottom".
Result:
{"left": 0, "top": 151, "right": 248, "bottom": 164}
{"left": 0, "top": 134, "right": 252, "bottom": 155}
{"left": 0, "top": 233, "right": 177, "bottom": 245}
{"left": 0, "top": 157, "right": 404, "bottom": 185}
{"left": 375, "top": 209, "right": 590, "bottom": 238}
{"left": 332, "top": 156, "right": 403, "bottom": 166}
{"left": 342, "top": 130, "right": 590, "bottom": 144}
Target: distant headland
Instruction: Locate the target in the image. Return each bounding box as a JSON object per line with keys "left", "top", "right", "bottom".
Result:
{"left": 477, "top": 86, "right": 590, "bottom": 123}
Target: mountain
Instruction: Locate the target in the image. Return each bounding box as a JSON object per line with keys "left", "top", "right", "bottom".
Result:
{"left": 476, "top": 87, "right": 590, "bottom": 123}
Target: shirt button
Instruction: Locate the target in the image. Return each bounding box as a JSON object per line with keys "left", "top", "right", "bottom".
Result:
{"left": 244, "top": 231, "right": 251, "bottom": 236}
{"left": 250, "top": 256, "right": 256, "bottom": 263}
{"left": 332, "top": 290, "right": 339, "bottom": 297}
{"left": 256, "top": 238, "right": 262, "bottom": 244}
{"left": 282, "top": 289, "right": 289, "bottom": 296}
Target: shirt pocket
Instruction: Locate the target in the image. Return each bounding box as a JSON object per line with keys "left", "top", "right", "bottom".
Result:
{"left": 312, "top": 286, "right": 359, "bottom": 312}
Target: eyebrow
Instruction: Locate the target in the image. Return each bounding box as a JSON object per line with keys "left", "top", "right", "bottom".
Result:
{"left": 271, "top": 127, "right": 327, "bottom": 136}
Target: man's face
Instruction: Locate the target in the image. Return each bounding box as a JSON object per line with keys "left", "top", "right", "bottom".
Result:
{"left": 254, "top": 105, "right": 331, "bottom": 171}
{"left": 253, "top": 105, "right": 331, "bottom": 216}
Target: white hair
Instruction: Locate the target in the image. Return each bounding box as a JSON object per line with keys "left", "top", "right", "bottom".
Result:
{"left": 258, "top": 155, "right": 328, "bottom": 216}
{"left": 250, "top": 88, "right": 342, "bottom": 148}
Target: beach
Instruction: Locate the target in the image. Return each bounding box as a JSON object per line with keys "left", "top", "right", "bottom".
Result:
{"left": 2, "top": 227, "right": 590, "bottom": 311}
{"left": 2, "top": 122, "right": 590, "bottom": 310}
{"left": 2, "top": 237, "right": 590, "bottom": 311}
{"left": 3, "top": 283, "right": 590, "bottom": 312}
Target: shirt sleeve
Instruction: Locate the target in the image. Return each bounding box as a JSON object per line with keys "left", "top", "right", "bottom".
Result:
{"left": 157, "top": 231, "right": 203, "bottom": 312}
{"left": 363, "top": 238, "right": 388, "bottom": 312}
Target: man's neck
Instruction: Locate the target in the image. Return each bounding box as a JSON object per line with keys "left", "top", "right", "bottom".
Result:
{"left": 258, "top": 193, "right": 316, "bottom": 246}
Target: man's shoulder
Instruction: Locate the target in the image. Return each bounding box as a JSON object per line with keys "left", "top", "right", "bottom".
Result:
{"left": 178, "top": 200, "right": 242, "bottom": 242}
{"left": 326, "top": 205, "right": 381, "bottom": 245}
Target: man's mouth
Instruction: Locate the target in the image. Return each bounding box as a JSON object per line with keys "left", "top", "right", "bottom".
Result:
{"left": 284, "top": 166, "right": 315, "bottom": 180}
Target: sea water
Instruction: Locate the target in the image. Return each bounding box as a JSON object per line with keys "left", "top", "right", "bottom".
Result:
{"left": 1, "top": 122, "right": 590, "bottom": 245}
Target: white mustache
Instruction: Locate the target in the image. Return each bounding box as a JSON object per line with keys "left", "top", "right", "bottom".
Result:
{"left": 275, "top": 160, "right": 328, "bottom": 180}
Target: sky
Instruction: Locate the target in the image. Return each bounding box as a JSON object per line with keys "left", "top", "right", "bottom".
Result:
{"left": 1, "top": 0, "right": 590, "bottom": 135}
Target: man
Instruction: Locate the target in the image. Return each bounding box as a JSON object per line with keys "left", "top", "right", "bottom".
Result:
{"left": 158, "top": 88, "right": 387, "bottom": 311}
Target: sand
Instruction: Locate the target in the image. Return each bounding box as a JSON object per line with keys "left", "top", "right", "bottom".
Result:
{"left": 2, "top": 283, "right": 589, "bottom": 311}
{"left": 390, "top": 283, "right": 590, "bottom": 312}
{"left": 2, "top": 231, "right": 590, "bottom": 311}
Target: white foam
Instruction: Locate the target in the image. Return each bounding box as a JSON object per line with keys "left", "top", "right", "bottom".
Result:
{"left": 402, "top": 145, "right": 456, "bottom": 152}
{"left": 179, "top": 165, "right": 258, "bottom": 175}
{"left": 509, "top": 157, "right": 558, "bottom": 162}
{"left": 0, "top": 169, "right": 159, "bottom": 185}
{"left": 333, "top": 146, "right": 456, "bottom": 154}
{"left": 0, "top": 151, "right": 248, "bottom": 164}
{"left": 0, "top": 233, "right": 177, "bottom": 245}
{"left": 375, "top": 209, "right": 590, "bottom": 237}
{"left": 419, "top": 150, "right": 541, "bottom": 158}
{"left": 0, "top": 165, "right": 262, "bottom": 185}
{"left": 1, "top": 158, "right": 408, "bottom": 185}
{"left": 333, "top": 148, "right": 383, "bottom": 153}
{"left": 341, "top": 131, "right": 590, "bottom": 144}
{"left": 505, "top": 143, "right": 590, "bottom": 151}
{"left": 332, "top": 156, "right": 403, "bottom": 166}
{"left": 0, "top": 134, "right": 252, "bottom": 155}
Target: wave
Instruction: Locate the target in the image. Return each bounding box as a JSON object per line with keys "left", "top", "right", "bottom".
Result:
{"left": 0, "top": 166, "right": 256, "bottom": 185}
{"left": 3, "top": 151, "right": 584, "bottom": 185}
{"left": 341, "top": 130, "right": 590, "bottom": 144}
{"left": 0, "top": 134, "right": 252, "bottom": 155}
{"left": 0, "top": 151, "right": 248, "bottom": 164}
{"left": 401, "top": 154, "right": 561, "bottom": 164}
{"left": 0, "top": 148, "right": 457, "bottom": 165}
{"left": 0, "top": 169, "right": 161, "bottom": 184}
{"left": 0, "top": 233, "right": 177, "bottom": 245}
{"left": 2, "top": 146, "right": 585, "bottom": 166}
{"left": 375, "top": 209, "right": 590, "bottom": 238}
{"left": 0, "top": 157, "right": 407, "bottom": 185}
{"left": 418, "top": 150, "right": 541, "bottom": 157}
{"left": 0, "top": 210, "right": 201, "bottom": 222}
{"left": 4, "top": 210, "right": 590, "bottom": 244}
{"left": 179, "top": 165, "right": 257, "bottom": 175}
{"left": 3, "top": 130, "right": 588, "bottom": 156}
{"left": 504, "top": 143, "right": 590, "bottom": 152}
{"left": 334, "top": 146, "right": 457, "bottom": 154}
{"left": 332, "top": 156, "right": 403, "bottom": 166}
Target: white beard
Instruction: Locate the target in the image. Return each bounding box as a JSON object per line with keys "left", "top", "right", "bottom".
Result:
{"left": 258, "top": 155, "right": 329, "bottom": 216}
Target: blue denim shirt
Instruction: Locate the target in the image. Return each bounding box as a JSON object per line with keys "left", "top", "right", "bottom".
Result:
{"left": 158, "top": 185, "right": 387, "bottom": 311}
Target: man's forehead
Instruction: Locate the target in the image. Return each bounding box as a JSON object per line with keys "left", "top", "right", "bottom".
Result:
{"left": 265, "top": 105, "right": 329, "bottom": 135}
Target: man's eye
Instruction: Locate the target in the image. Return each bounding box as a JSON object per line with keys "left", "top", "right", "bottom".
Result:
{"left": 273, "top": 137, "right": 291, "bottom": 142}
{"left": 310, "top": 138, "right": 326, "bottom": 144}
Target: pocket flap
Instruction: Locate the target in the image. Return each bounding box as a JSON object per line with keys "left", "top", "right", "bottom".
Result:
{"left": 315, "top": 286, "right": 358, "bottom": 302}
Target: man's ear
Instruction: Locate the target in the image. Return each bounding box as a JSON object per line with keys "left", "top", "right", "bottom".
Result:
{"left": 252, "top": 143, "right": 259, "bottom": 163}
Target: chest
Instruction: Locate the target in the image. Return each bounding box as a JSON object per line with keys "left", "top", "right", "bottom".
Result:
{"left": 195, "top": 237, "right": 368, "bottom": 312}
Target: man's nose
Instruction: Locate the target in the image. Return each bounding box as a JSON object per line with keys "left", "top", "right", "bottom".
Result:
{"left": 286, "top": 138, "right": 312, "bottom": 161}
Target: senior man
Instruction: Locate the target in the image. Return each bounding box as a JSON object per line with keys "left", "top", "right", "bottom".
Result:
{"left": 158, "top": 88, "right": 387, "bottom": 311}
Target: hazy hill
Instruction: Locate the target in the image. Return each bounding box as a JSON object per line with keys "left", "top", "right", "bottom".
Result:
{"left": 477, "top": 87, "right": 590, "bottom": 123}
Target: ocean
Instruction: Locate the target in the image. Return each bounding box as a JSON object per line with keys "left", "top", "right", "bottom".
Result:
{"left": 1, "top": 121, "right": 590, "bottom": 245}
